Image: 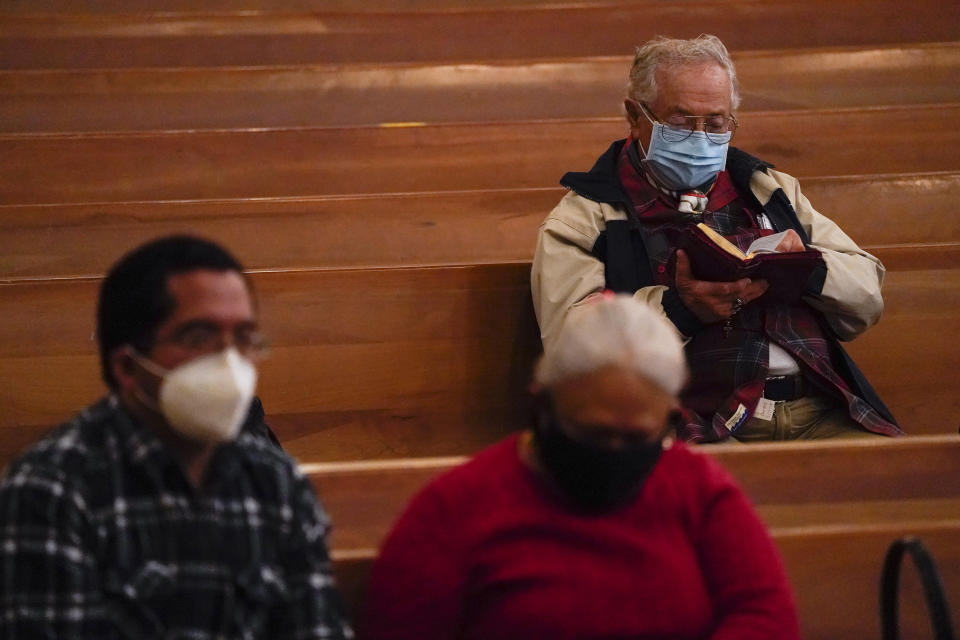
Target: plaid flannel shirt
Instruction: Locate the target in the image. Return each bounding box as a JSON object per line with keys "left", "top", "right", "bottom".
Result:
{"left": 0, "top": 396, "right": 353, "bottom": 640}
{"left": 617, "top": 144, "right": 900, "bottom": 442}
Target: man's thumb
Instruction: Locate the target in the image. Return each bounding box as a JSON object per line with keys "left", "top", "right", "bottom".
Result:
{"left": 675, "top": 249, "right": 691, "bottom": 283}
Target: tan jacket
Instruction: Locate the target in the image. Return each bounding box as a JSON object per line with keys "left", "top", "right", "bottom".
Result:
{"left": 531, "top": 167, "right": 886, "bottom": 352}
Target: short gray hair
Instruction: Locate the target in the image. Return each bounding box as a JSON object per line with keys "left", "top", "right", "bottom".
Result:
{"left": 534, "top": 294, "right": 688, "bottom": 396}
{"left": 627, "top": 34, "right": 740, "bottom": 111}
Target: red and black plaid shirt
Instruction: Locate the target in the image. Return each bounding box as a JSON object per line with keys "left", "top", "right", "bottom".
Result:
{"left": 617, "top": 141, "right": 900, "bottom": 442}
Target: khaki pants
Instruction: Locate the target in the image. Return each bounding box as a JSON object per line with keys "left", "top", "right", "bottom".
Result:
{"left": 732, "top": 394, "right": 884, "bottom": 442}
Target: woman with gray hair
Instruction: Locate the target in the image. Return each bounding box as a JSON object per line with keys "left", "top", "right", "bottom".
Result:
{"left": 362, "top": 295, "right": 799, "bottom": 639}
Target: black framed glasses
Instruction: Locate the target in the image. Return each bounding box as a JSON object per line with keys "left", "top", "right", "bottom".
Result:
{"left": 640, "top": 102, "right": 738, "bottom": 145}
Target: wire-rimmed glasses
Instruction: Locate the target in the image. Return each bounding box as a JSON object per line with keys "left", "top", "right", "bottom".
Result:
{"left": 640, "top": 102, "right": 738, "bottom": 145}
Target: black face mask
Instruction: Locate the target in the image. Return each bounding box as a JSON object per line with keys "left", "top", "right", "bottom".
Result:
{"left": 532, "top": 403, "right": 664, "bottom": 514}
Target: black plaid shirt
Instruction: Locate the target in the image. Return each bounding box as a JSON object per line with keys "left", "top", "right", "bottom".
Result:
{"left": 0, "top": 396, "right": 353, "bottom": 640}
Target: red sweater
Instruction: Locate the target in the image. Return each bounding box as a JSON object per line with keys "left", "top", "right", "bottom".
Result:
{"left": 361, "top": 436, "right": 799, "bottom": 640}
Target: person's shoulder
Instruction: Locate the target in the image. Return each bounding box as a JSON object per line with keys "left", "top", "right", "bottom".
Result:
{"left": 4, "top": 397, "right": 120, "bottom": 474}
{"left": 232, "top": 424, "right": 333, "bottom": 513}
{"left": 1, "top": 397, "right": 120, "bottom": 497}
{"left": 233, "top": 425, "right": 304, "bottom": 483}
{"left": 656, "top": 439, "right": 740, "bottom": 492}
{"left": 409, "top": 435, "right": 522, "bottom": 507}
{"left": 545, "top": 190, "right": 628, "bottom": 239}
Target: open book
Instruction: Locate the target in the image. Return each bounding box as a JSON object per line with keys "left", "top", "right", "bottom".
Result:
{"left": 679, "top": 223, "right": 824, "bottom": 303}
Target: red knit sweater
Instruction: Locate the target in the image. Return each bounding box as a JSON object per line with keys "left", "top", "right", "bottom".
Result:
{"left": 361, "top": 435, "right": 799, "bottom": 640}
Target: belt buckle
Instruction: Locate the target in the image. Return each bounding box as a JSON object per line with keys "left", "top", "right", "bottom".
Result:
{"left": 764, "top": 375, "right": 797, "bottom": 402}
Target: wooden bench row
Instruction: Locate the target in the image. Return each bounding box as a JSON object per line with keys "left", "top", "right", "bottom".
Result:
{"left": 2, "top": 104, "right": 958, "bottom": 205}
{"left": 311, "top": 436, "right": 960, "bottom": 639}
{"left": 307, "top": 436, "right": 960, "bottom": 549}
{"left": 1, "top": 171, "right": 956, "bottom": 279}
{"left": 1, "top": 263, "right": 956, "bottom": 469}
{"left": 2, "top": 43, "right": 958, "bottom": 133}
{"left": 332, "top": 524, "right": 960, "bottom": 640}
{"left": 2, "top": 0, "right": 958, "bottom": 68}
{"left": 2, "top": 0, "right": 952, "bottom": 15}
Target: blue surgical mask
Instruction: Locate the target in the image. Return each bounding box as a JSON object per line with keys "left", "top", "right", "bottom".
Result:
{"left": 642, "top": 123, "right": 731, "bottom": 191}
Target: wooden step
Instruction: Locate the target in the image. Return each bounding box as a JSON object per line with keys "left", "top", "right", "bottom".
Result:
{"left": 1, "top": 172, "right": 957, "bottom": 279}
{"left": 306, "top": 435, "right": 960, "bottom": 549}
{"left": 331, "top": 522, "right": 960, "bottom": 640}
{"left": 0, "top": 0, "right": 625, "bottom": 11}
{"left": 776, "top": 523, "right": 960, "bottom": 640}
{"left": 310, "top": 437, "right": 960, "bottom": 638}
{"left": 3, "top": 0, "right": 958, "bottom": 68}
{"left": 3, "top": 43, "right": 959, "bottom": 132}
{"left": 844, "top": 268, "right": 960, "bottom": 434}
{"left": 0, "top": 262, "right": 540, "bottom": 432}
{"left": 2, "top": 104, "right": 958, "bottom": 205}
{"left": 0, "top": 264, "right": 955, "bottom": 469}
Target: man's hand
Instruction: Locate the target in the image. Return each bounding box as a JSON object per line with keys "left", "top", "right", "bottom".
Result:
{"left": 774, "top": 229, "right": 805, "bottom": 253}
{"left": 675, "top": 250, "right": 769, "bottom": 323}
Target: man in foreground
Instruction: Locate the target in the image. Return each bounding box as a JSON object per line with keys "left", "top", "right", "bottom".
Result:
{"left": 532, "top": 34, "right": 901, "bottom": 442}
{"left": 0, "top": 235, "right": 352, "bottom": 639}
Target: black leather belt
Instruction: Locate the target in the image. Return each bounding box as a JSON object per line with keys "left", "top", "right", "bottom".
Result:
{"left": 764, "top": 375, "right": 807, "bottom": 402}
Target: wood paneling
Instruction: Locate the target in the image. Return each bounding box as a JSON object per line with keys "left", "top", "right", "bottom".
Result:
{"left": 0, "top": 264, "right": 955, "bottom": 470}
{"left": 3, "top": 43, "right": 958, "bottom": 133}
{"left": 314, "top": 438, "right": 960, "bottom": 638}
{"left": 331, "top": 524, "right": 960, "bottom": 640}
{"left": 0, "top": 263, "right": 541, "bottom": 439}
{"left": 2, "top": 1, "right": 958, "bottom": 68}
{"left": 2, "top": 105, "right": 958, "bottom": 205}
{"left": 2, "top": 172, "right": 957, "bottom": 279}
{"left": 307, "top": 435, "right": 960, "bottom": 548}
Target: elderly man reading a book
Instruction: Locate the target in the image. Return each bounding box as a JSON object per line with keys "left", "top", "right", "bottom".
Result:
{"left": 531, "top": 34, "right": 903, "bottom": 443}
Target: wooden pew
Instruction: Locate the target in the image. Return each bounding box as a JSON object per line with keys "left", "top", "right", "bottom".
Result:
{"left": 2, "top": 0, "right": 958, "bottom": 69}
{"left": 3, "top": 43, "right": 959, "bottom": 133}
{"left": 331, "top": 524, "right": 960, "bottom": 640}
{"left": 308, "top": 436, "right": 960, "bottom": 638}
{"left": 307, "top": 436, "right": 960, "bottom": 549}
{"left": 0, "top": 263, "right": 541, "bottom": 464}
{"left": 0, "top": 263, "right": 956, "bottom": 470}
{"left": 2, "top": 104, "right": 959, "bottom": 205}
{"left": 1, "top": 171, "right": 957, "bottom": 279}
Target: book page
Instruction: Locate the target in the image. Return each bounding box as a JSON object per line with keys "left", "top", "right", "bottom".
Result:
{"left": 746, "top": 231, "right": 790, "bottom": 256}
{"left": 695, "top": 223, "right": 748, "bottom": 260}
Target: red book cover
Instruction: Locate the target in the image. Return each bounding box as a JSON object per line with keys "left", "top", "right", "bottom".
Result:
{"left": 679, "top": 223, "right": 824, "bottom": 303}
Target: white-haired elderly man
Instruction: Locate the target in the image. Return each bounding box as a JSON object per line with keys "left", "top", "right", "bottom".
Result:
{"left": 362, "top": 295, "right": 800, "bottom": 639}
{"left": 532, "top": 34, "right": 902, "bottom": 443}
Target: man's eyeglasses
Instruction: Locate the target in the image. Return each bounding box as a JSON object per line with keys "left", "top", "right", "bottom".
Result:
{"left": 156, "top": 323, "right": 270, "bottom": 360}
{"left": 640, "top": 102, "right": 738, "bottom": 145}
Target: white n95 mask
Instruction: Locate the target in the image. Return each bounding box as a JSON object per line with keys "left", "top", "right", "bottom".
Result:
{"left": 133, "top": 347, "right": 257, "bottom": 444}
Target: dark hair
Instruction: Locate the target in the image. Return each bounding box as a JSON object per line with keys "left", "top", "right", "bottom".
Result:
{"left": 97, "top": 235, "right": 247, "bottom": 389}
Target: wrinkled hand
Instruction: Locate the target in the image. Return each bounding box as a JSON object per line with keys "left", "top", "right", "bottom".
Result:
{"left": 675, "top": 250, "right": 769, "bottom": 323}
{"left": 775, "top": 229, "right": 805, "bottom": 253}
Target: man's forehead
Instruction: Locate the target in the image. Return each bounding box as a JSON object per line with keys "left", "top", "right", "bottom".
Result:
{"left": 164, "top": 269, "right": 255, "bottom": 318}
{"left": 653, "top": 62, "right": 733, "bottom": 112}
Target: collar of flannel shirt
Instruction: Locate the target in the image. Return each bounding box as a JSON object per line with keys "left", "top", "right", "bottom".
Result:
{"left": 107, "top": 394, "right": 250, "bottom": 496}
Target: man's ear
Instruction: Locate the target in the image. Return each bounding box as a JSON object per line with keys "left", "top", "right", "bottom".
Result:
{"left": 110, "top": 346, "right": 139, "bottom": 391}
{"left": 624, "top": 98, "right": 641, "bottom": 125}
{"left": 624, "top": 98, "right": 648, "bottom": 142}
